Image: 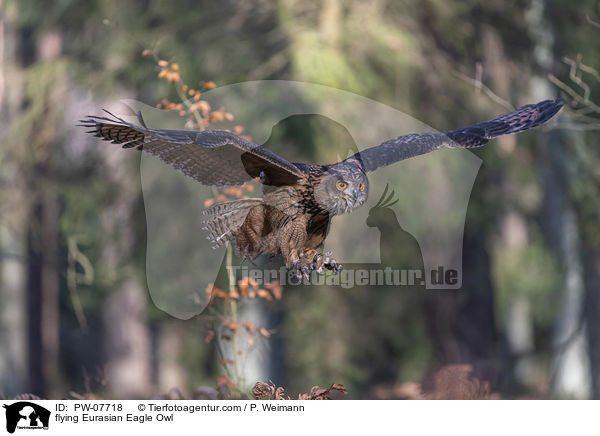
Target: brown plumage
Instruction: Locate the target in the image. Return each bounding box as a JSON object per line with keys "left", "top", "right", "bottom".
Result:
{"left": 80, "top": 99, "right": 562, "bottom": 276}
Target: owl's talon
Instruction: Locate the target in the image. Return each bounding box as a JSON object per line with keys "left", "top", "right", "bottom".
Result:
{"left": 301, "top": 265, "right": 311, "bottom": 279}
{"left": 323, "top": 257, "right": 342, "bottom": 274}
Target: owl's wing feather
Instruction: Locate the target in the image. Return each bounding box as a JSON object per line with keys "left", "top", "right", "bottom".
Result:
{"left": 344, "top": 99, "right": 563, "bottom": 173}
{"left": 79, "top": 110, "right": 305, "bottom": 187}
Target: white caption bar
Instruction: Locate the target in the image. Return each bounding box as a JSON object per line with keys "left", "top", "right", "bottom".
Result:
{"left": 0, "top": 400, "right": 596, "bottom": 435}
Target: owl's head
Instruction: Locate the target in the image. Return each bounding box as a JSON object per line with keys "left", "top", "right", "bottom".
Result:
{"left": 314, "top": 166, "right": 369, "bottom": 215}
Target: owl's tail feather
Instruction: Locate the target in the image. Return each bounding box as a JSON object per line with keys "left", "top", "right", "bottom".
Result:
{"left": 202, "top": 199, "right": 262, "bottom": 249}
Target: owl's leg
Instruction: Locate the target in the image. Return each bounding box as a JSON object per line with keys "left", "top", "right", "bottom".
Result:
{"left": 281, "top": 220, "right": 310, "bottom": 279}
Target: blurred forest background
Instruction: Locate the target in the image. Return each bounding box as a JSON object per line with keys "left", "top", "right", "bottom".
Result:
{"left": 1, "top": 0, "right": 600, "bottom": 400}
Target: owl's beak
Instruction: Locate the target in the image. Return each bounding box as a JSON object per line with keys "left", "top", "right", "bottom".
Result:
{"left": 352, "top": 189, "right": 360, "bottom": 202}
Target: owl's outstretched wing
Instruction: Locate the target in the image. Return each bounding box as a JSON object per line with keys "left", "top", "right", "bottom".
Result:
{"left": 341, "top": 99, "right": 563, "bottom": 173}
{"left": 79, "top": 110, "right": 305, "bottom": 187}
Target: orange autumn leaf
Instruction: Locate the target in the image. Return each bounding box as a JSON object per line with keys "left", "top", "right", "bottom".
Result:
{"left": 166, "top": 71, "right": 180, "bottom": 82}
{"left": 209, "top": 110, "right": 225, "bottom": 123}
{"left": 265, "top": 281, "right": 283, "bottom": 300}
{"left": 142, "top": 49, "right": 151, "bottom": 56}
{"left": 204, "top": 81, "right": 216, "bottom": 89}
{"left": 222, "top": 187, "right": 242, "bottom": 196}
{"left": 204, "top": 198, "right": 215, "bottom": 207}
{"left": 213, "top": 289, "right": 229, "bottom": 300}
{"left": 158, "top": 60, "right": 168, "bottom": 67}
{"left": 217, "top": 375, "right": 235, "bottom": 388}
{"left": 257, "top": 289, "right": 273, "bottom": 300}
{"left": 204, "top": 330, "right": 215, "bottom": 344}
{"left": 237, "top": 278, "right": 249, "bottom": 296}
{"left": 229, "top": 289, "right": 240, "bottom": 299}
{"left": 244, "top": 322, "right": 256, "bottom": 332}
{"left": 205, "top": 283, "right": 215, "bottom": 296}
{"left": 190, "top": 101, "right": 212, "bottom": 112}
{"left": 259, "top": 328, "right": 271, "bottom": 338}
{"left": 225, "top": 320, "right": 239, "bottom": 331}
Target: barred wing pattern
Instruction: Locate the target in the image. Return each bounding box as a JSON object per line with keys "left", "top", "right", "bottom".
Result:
{"left": 343, "top": 99, "right": 563, "bottom": 173}
{"left": 79, "top": 111, "right": 305, "bottom": 187}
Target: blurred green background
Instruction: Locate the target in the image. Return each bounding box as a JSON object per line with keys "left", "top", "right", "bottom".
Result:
{"left": 1, "top": 0, "right": 599, "bottom": 399}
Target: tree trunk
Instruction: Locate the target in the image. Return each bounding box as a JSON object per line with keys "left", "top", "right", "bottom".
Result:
{"left": 526, "top": 0, "right": 591, "bottom": 398}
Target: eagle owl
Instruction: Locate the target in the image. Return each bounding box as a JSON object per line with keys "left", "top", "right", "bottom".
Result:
{"left": 81, "top": 99, "right": 562, "bottom": 276}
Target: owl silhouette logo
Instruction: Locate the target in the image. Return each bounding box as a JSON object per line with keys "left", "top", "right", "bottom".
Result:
{"left": 2, "top": 402, "right": 50, "bottom": 433}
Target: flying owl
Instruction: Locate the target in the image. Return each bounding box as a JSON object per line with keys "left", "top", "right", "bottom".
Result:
{"left": 81, "top": 99, "right": 562, "bottom": 277}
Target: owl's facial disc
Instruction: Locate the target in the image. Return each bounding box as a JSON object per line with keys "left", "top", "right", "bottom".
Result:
{"left": 315, "top": 171, "right": 369, "bottom": 215}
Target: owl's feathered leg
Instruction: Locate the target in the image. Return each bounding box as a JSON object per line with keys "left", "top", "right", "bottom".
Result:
{"left": 279, "top": 218, "right": 310, "bottom": 279}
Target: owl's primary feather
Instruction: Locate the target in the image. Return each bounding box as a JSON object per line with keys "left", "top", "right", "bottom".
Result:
{"left": 81, "top": 99, "right": 562, "bottom": 274}
{"left": 338, "top": 99, "right": 563, "bottom": 173}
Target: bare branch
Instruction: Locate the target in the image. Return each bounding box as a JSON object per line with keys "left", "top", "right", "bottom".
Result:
{"left": 451, "top": 69, "right": 515, "bottom": 111}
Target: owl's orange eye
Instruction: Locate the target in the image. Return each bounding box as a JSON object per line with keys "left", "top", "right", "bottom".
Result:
{"left": 336, "top": 181, "right": 347, "bottom": 190}
{"left": 359, "top": 183, "right": 365, "bottom": 191}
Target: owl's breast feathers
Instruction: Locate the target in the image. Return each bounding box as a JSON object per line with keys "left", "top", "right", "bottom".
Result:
{"left": 266, "top": 167, "right": 331, "bottom": 230}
